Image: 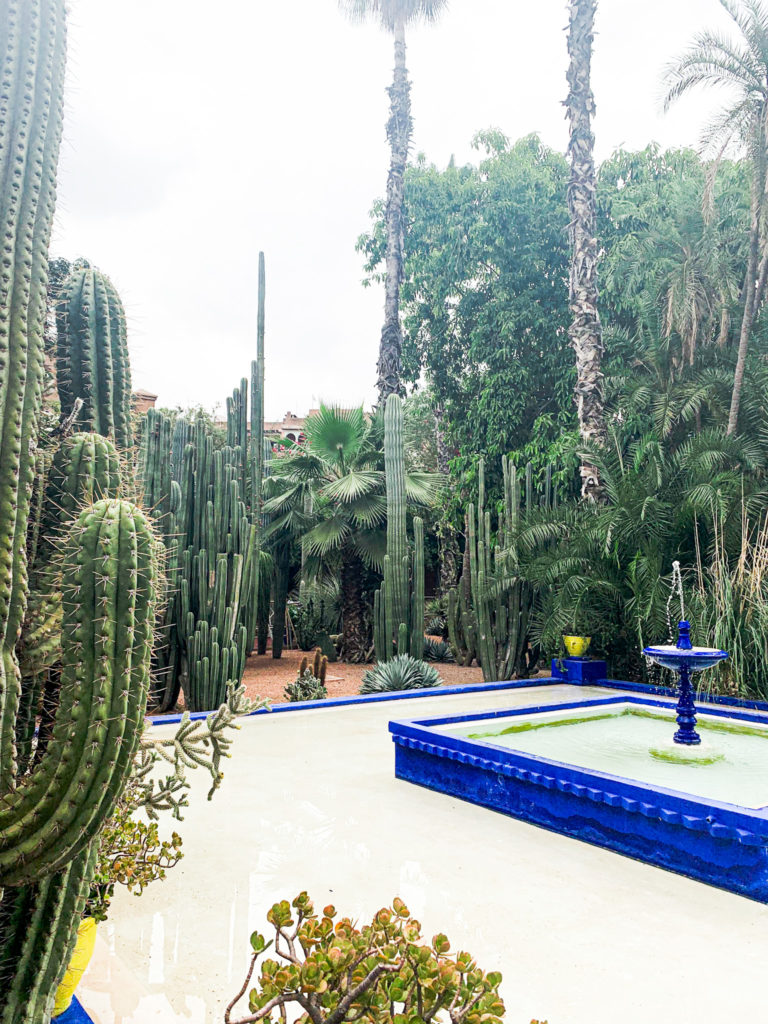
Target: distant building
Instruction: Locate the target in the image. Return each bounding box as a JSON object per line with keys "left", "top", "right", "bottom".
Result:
{"left": 264, "top": 410, "right": 309, "bottom": 446}
{"left": 133, "top": 389, "right": 158, "bottom": 415}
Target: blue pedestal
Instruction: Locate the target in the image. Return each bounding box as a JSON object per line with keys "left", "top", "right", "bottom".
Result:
{"left": 52, "top": 996, "right": 94, "bottom": 1023}
{"left": 551, "top": 657, "right": 608, "bottom": 684}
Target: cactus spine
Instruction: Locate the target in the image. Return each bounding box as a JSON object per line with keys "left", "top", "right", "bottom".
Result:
{"left": 56, "top": 266, "right": 133, "bottom": 448}
{"left": 373, "top": 395, "right": 425, "bottom": 661}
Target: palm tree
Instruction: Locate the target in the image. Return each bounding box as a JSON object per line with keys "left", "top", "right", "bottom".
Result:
{"left": 566, "top": 0, "right": 606, "bottom": 499}
{"left": 665, "top": 0, "right": 768, "bottom": 434}
{"left": 264, "top": 405, "right": 435, "bottom": 661}
{"left": 340, "top": 0, "right": 448, "bottom": 403}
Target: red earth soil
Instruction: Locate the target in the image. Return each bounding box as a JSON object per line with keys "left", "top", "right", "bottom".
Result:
{"left": 240, "top": 647, "right": 485, "bottom": 704}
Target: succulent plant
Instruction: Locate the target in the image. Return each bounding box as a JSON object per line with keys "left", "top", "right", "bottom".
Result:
{"left": 284, "top": 669, "right": 327, "bottom": 703}
{"left": 56, "top": 266, "right": 133, "bottom": 449}
{"left": 359, "top": 654, "right": 441, "bottom": 694}
{"left": 422, "top": 636, "right": 455, "bottom": 662}
{"left": 448, "top": 459, "right": 554, "bottom": 680}
{"left": 226, "top": 892, "right": 507, "bottom": 1024}
{"left": 0, "top": 7, "right": 165, "bottom": 1020}
{"left": 373, "top": 394, "right": 425, "bottom": 662}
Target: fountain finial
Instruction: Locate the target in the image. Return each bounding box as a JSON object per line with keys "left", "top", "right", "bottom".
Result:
{"left": 676, "top": 620, "right": 692, "bottom": 651}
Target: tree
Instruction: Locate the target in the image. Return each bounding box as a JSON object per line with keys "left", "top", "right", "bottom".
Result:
{"left": 359, "top": 134, "right": 576, "bottom": 504}
{"left": 566, "top": 0, "right": 606, "bottom": 498}
{"left": 264, "top": 405, "right": 435, "bottom": 662}
{"left": 340, "top": 0, "right": 448, "bottom": 403}
{"left": 664, "top": 0, "right": 768, "bottom": 434}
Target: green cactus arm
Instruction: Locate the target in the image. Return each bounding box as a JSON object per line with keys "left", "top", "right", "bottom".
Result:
{"left": 410, "top": 517, "right": 425, "bottom": 661}
{"left": 0, "top": 841, "right": 97, "bottom": 1024}
{"left": 0, "top": 499, "right": 157, "bottom": 885}
{"left": 0, "top": 0, "right": 67, "bottom": 782}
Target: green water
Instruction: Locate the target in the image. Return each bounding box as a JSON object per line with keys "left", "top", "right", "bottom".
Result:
{"left": 444, "top": 707, "right": 768, "bottom": 808}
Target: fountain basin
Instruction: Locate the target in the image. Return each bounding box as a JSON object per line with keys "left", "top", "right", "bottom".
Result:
{"left": 390, "top": 695, "right": 768, "bottom": 902}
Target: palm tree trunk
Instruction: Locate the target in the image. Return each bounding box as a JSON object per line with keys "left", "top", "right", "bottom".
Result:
{"left": 728, "top": 151, "right": 767, "bottom": 435}
{"left": 340, "top": 548, "right": 369, "bottom": 662}
{"left": 566, "top": 0, "right": 605, "bottom": 498}
{"left": 377, "top": 16, "right": 411, "bottom": 404}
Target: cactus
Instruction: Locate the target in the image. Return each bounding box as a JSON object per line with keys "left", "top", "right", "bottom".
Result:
{"left": 140, "top": 348, "right": 267, "bottom": 713}
{"left": 16, "top": 432, "right": 122, "bottom": 770}
{"left": 448, "top": 458, "right": 554, "bottom": 681}
{"left": 56, "top": 266, "right": 133, "bottom": 448}
{"left": 299, "top": 646, "right": 328, "bottom": 685}
{"left": 0, "top": 7, "right": 162, "bottom": 1020}
{"left": 373, "top": 395, "right": 425, "bottom": 661}
{"left": 0, "top": 499, "right": 158, "bottom": 1022}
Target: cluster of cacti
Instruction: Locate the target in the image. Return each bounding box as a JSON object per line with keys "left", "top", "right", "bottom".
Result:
{"left": 139, "top": 410, "right": 260, "bottom": 712}
{"left": 0, "top": 10, "right": 163, "bottom": 1021}
{"left": 373, "top": 395, "right": 425, "bottom": 661}
{"left": 139, "top": 264, "right": 266, "bottom": 712}
{"left": 299, "top": 647, "right": 328, "bottom": 685}
{"left": 448, "top": 459, "right": 555, "bottom": 681}
{"left": 56, "top": 265, "right": 133, "bottom": 449}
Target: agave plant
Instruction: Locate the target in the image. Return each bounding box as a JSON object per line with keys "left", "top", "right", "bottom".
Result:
{"left": 360, "top": 654, "right": 441, "bottom": 693}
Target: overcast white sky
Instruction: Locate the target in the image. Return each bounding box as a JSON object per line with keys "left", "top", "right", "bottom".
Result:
{"left": 52, "top": 0, "right": 734, "bottom": 420}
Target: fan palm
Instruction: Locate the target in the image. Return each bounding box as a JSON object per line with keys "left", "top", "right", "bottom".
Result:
{"left": 264, "top": 405, "right": 436, "bottom": 662}
{"left": 664, "top": 0, "right": 768, "bottom": 434}
{"left": 339, "top": 0, "right": 448, "bottom": 403}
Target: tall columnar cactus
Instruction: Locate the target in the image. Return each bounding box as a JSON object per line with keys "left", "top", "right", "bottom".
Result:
{"left": 373, "top": 394, "right": 425, "bottom": 661}
{"left": 140, "top": 376, "right": 265, "bottom": 712}
{"left": 16, "top": 432, "right": 123, "bottom": 769}
{"left": 1, "top": 499, "right": 158, "bottom": 1022}
{"left": 448, "top": 458, "right": 554, "bottom": 681}
{"left": 0, "top": 5, "right": 161, "bottom": 1020}
{"left": 56, "top": 266, "right": 133, "bottom": 448}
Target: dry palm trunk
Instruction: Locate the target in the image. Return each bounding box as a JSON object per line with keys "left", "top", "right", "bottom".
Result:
{"left": 566, "top": 0, "right": 605, "bottom": 498}
{"left": 377, "top": 17, "right": 411, "bottom": 404}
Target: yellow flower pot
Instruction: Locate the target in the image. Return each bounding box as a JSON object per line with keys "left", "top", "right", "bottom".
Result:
{"left": 562, "top": 635, "right": 591, "bottom": 658}
{"left": 52, "top": 917, "right": 97, "bottom": 1018}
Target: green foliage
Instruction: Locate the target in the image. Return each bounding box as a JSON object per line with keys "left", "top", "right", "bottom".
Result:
{"left": 688, "top": 515, "right": 768, "bottom": 702}
{"left": 360, "top": 654, "right": 441, "bottom": 693}
{"left": 359, "top": 135, "right": 575, "bottom": 494}
{"left": 284, "top": 669, "right": 328, "bottom": 703}
{"left": 226, "top": 891, "right": 506, "bottom": 1024}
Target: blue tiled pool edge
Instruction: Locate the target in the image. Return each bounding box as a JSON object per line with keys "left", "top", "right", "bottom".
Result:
{"left": 145, "top": 668, "right": 768, "bottom": 726}
{"left": 389, "top": 694, "right": 768, "bottom": 903}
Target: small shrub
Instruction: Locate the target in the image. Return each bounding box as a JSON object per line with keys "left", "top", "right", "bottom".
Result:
{"left": 360, "top": 654, "right": 442, "bottom": 694}
{"left": 423, "top": 636, "right": 455, "bottom": 662}
{"left": 225, "top": 892, "right": 507, "bottom": 1024}
{"left": 284, "top": 668, "right": 327, "bottom": 703}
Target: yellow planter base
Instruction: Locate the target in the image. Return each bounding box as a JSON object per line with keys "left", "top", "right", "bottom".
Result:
{"left": 52, "top": 917, "right": 97, "bottom": 1018}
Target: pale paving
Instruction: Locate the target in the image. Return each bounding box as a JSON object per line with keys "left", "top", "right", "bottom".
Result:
{"left": 78, "top": 684, "right": 767, "bottom": 1023}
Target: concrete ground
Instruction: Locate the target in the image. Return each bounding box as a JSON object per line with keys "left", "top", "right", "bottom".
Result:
{"left": 78, "top": 683, "right": 767, "bottom": 1023}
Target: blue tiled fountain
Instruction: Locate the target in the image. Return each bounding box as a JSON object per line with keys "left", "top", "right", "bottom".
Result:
{"left": 390, "top": 623, "right": 768, "bottom": 902}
